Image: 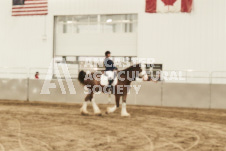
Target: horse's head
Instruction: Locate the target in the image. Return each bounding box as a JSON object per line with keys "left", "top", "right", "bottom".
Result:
{"left": 138, "top": 63, "right": 149, "bottom": 81}
{"left": 122, "top": 64, "right": 149, "bottom": 81}
{"left": 131, "top": 64, "right": 148, "bottom": 81}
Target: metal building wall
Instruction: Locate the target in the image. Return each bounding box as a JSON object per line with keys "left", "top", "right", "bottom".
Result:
{"left": 0, "top": 0, "right": 225, "bottom": 71}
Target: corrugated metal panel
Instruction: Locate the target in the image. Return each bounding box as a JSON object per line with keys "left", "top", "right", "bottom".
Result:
{"left": 138, "top": 0, "right": 226, "bottom": 71}
{"left": 0, "top": 0, "right": 225, "bottom": 72}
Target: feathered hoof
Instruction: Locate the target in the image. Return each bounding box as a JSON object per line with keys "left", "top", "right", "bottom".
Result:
{"left": 121, "top": 113, "right": 131, "bottom": 117}
{"left": 94, "top": 112, "right": 102, "bottom": 116}
{"left": 106, "top": 107, "right": 113, "bottom": 114}
{"left": 80, "top": 110, "right": 89, "bottom": 116}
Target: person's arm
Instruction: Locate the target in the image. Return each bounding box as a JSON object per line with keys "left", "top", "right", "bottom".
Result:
{"left": 113, "top": 63, "right": 118, "bottom": 70}
{"left": 110, "top": 60, "right": 118, "bottom": 70}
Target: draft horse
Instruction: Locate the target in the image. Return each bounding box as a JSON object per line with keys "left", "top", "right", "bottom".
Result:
{"left": 78, "top": 64, "right": 148, "bottom": 117}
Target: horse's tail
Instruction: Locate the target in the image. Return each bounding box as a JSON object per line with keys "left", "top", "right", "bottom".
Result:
{"left": 78, "top": 70, "right": 86, "bottom": 85}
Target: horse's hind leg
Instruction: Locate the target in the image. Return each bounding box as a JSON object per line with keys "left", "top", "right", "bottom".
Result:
{"left": 91, "top": 94, "right": 102, "bottom": 116}
{"left": 80, "top": 93, "right": 93, "bottom": 115}
{"left": 80, "top": 101, "right": 89, "bottom": 115}
{"left": 106, "top": 95, "right": 120, "bottom": 114}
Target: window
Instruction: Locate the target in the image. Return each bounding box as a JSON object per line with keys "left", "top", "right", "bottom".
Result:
{"left": 56, "top": 14, "right": 137, "bottom": 34}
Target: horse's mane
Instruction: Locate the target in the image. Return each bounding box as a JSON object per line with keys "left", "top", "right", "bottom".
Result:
{"left": 121, "top": 64, "right": 140, "bottom": 72}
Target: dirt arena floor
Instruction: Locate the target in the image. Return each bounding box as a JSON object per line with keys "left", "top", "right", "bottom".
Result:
{"left": 0, "top": 100, "right": 226, "bottom": 151}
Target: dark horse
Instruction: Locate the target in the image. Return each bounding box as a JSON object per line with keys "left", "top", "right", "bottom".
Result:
{"left": 78, "top": 64, "right": 148, "bottom": 117}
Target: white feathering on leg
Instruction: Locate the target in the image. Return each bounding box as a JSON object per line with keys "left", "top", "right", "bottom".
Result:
{"left": 107, "top": 105, "right": 117, "bottom": 114}
{"left": 121, "top": 102, "right": 130, "bottom": 117}
{"left": 108, "top": 94, "right": 112, "bottom": 104}
{"left": 80, "top": 102, "right": 89, "bottom": 115}
{"left": 91, "top": 99, "right": 101, "bottom": 115}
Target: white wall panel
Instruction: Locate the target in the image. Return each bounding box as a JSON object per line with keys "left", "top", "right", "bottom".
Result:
{"left": 138, "top": 0, "right": 226, "bottom": 71}
{"left": 0, "top": 0, "right": 225, "bottom": 72}
{"left": 0, "top": 1, "right": 52, "bottom": 68}
{"left": 56, "top": 33, "right": 137, "bottom": 56}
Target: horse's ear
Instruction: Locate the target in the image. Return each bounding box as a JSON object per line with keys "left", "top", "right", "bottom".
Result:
{"left": 132, "top": 64, "right": 137, "bottom": 67}
{"left": 132, "top": 63, "right": 141, "bottom": 68}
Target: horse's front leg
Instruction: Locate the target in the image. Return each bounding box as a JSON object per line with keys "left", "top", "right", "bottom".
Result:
{"left": 106, "top": 95, "right": 120, "bottom": 114}
{"left": 121, "top": 94, "right": 130, "bottom": 117}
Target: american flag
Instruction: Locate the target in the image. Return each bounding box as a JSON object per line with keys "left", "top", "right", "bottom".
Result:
{"left": 12, "top": 0, "right": 48, "bottom": 16}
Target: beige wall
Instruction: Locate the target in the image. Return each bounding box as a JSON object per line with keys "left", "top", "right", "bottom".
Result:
{"left": 0, "top": 79, "right": 223, "bottom": 110}
{"left": 210, "top": 84, "right": 226, "bottom": 109}
{"left": 0, "top": 79, "right": 27, "bottom": 101}
{"left": 162, "top": 83, "right": 210, "bottom": 108}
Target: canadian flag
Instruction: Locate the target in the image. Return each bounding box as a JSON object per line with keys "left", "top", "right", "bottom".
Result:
{"left": 146, "top": 0, "right": 193, "bottom": 13}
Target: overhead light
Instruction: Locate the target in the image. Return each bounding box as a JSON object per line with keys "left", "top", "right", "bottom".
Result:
{"left": 122, "top": 20, "right": 130, "bottom": 23}
{"left": 67, "top": 21, "right": 73, "bottom": 24}
{"left": 106, "top": 19, "right": 112, "bottom": 23}
{"left": 187, "top": 69, "right": 193, "bottom": 72}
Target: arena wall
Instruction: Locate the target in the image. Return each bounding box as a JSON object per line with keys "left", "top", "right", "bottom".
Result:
{"left": 0, "top": 0, "right": 225, "bottom": 72}
{"left": 2, "top": 78, "right": 226, "bottom": 109}
{"left": 0, "top": 79, "right": 27, "bottom": 101}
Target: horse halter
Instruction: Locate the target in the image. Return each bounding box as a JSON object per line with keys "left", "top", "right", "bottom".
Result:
{"left": 139, "top": 63, "right": 148, "bottom": 81}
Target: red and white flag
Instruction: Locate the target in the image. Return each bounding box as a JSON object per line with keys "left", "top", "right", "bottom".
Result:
{"left": 12, "top": 0, "right": 48, "bottom": 16}
{"left": 146, "top": 0, "right": 193, "bottom": 13}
